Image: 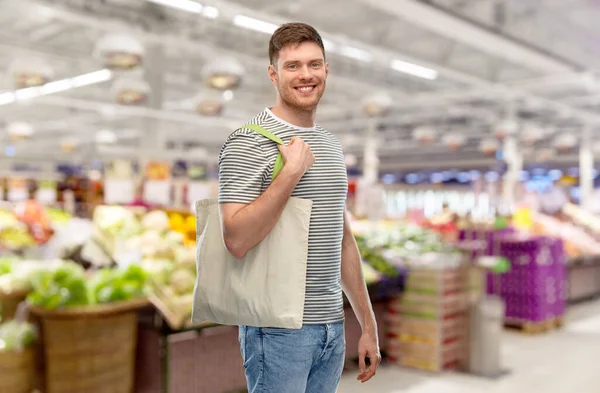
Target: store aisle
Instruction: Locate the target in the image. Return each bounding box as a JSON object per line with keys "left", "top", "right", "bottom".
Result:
{"left": 338, "top": 301, "right": 600, "bottom": 393}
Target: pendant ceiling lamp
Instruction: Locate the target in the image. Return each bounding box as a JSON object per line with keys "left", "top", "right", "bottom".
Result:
{"left": 202, "top": 57, "right": 245, "bottom": 90}
{"left": 536, "top": 148, "right": 555, "bottom": 162}
{"left": 362, "top": 92, "right": 393, "bottom": 117}
{"left": 553, "top": 132, "right": 577, "bottom": 153}
{"left": 8, "top": 57, "right": 54, "bottom": 88}
{"left": 112, "top": 74, "right": 151, "bottom": 105}
{"left": 7, "top": 122, "right": 34, "bottom": 141}
{"left": 94, "top": 33, "right": 145, "bottom": 70}
{"left": 412, "top": 126, "right": 436, "bottom": 144}
{"left": 479, "top": 138, "right": 499, "bottom": 156}
{"left": 60, "top": 137, "right": 80, "bottom": 153}
{"left": 443, "top": 132, "right": 466, "bottom": 151}
{"left": 522, "top": 123, "right": 545, "bottom": 145}
{"left": 493, "top": 119, "right": 518, "bottom": 140}
{"left": 194, "top": 89, "right": 225, "bottom": 116}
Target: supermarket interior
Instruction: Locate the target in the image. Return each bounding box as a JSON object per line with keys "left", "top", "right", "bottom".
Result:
{"left": 1, "top": 0, "right": 600, "bottom": 392}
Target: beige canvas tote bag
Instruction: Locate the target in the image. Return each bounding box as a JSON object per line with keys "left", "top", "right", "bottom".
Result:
{"left": 192, "top": 124, "right": 312, "bottom": 329}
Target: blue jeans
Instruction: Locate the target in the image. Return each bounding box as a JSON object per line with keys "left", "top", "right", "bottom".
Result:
{"left": 238, "top": 323, "right": 346, "bottom": 393}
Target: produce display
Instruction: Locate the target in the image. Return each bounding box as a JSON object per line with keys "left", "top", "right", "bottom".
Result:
{"left": 0, "top": 209, "right": 35, "bottom": 250}
{"left": 0, "top": 258, "right": 50, "bottom": 295}
{"left": 354, "top": 222, "right": 460, "bottom": 271}
{"left": 0, "top": 202, "right": 74, "bottom": 251}
{"left": 91, "top": 206, "right": 197, "bottom": 326}
{"left": 531, "top": 212, "right": 600, "bottom": 258}
{"left": 0, "top": 319, "right": 37, "bottom": 351}
{"left": 27, "top": 261, "right": 148, "bottom": 309}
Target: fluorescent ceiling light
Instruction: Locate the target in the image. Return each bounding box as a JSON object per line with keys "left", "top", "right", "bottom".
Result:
{"left": 202, "top": 6, "right": 219, "bottom": 19}
{"left": 0, "top": 92, "right": 15, "bottom": 106}
{"left": 233, "top": 15, "right": 278, "bottom": 34}
{"left": 147, "top": 0, "right": 203, "bottom": 13}
{"left": 71, "top": 69, "right": 113, "bottom": 87}
{"left": 40, "top": 80, "right": 74, "bottom": 95}
{"left": 15, "top": 87, "right": 40, "bottom": 101}
{"left": 339, "top": 45, "right": 373, "bottom": 62}
{"left": 0, "top": 69, "right": 113, "bottom": 107}
{"left": 391, "top": 59, "right": 438, "bottom": 80}
{"left": 96, "top": 130, "right": 117, "bottom": 144}
{"left": 322, "top": 39, "right": 337, "bottom": 53}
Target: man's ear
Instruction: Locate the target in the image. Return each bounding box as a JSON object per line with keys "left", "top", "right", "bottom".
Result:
{"left": 325, "top": 62, "right": 329, "bottom": 79}
{"left": 268, "top": 64, "right": 278, "bottom": 86}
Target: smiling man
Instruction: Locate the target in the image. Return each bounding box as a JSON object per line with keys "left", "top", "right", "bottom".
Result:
{"left": 217, "top": 22, "right": 381, "bottom": 393}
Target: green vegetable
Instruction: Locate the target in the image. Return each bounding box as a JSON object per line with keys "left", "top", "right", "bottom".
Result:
{"left": 27, "top": 262, "right": 89, "bottom": 309}
{"left": 0, "top": 320, "right": 37, "bottom": 351}
{"left": 169, "top": 269, "right": 195, "bottom": 296}
{"left": 0, "top": 258, "right": 15, "bottom": 276}
{"left": 88, "top": 264, "right": 148, "bottom": 304}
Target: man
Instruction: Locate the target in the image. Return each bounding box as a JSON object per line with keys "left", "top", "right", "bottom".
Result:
{"left": 217, "top": 22, "right": 381, "bottom": 393}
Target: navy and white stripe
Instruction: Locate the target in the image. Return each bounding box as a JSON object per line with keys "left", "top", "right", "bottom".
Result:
{"left": 218, "top": 108, "right": 348, "bottom": 324}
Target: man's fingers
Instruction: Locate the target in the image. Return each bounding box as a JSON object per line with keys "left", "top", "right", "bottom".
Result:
{"left": 357, "top": 352, "right": 367, "bottom": 374}
{"left": 359, "top": 367, "right": 376, "bottom": 383}
{"left": 357, "top": 351, "right": 381, "bottom": 383}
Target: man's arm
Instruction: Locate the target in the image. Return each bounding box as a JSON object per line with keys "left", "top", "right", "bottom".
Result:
{"left": 340, "top": 210, "right": 381, "bottom": 383}
{"left": 220, "top": 136, "right": 314, "bottom": 258}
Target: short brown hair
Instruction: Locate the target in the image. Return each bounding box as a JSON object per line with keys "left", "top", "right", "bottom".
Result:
{"left": 268, "top": 22, "right": 325, "bottom": 65}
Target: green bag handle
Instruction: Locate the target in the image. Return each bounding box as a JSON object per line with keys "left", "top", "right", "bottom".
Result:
{"left": 242, "top": 124, "right": 285, "bottom": 180}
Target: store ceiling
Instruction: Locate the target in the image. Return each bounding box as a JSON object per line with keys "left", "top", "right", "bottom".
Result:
{"left": 0, "top": 0, "right": 599, "bottom": 170}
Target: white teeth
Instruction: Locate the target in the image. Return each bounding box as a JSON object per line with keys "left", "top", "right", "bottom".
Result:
{"left": 297, "top": 86, "right": 314, "bottom": 93}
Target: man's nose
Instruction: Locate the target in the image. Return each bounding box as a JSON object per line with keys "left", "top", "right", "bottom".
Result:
{"left": 299, "top": 65, "right": 313, "bottom": 79}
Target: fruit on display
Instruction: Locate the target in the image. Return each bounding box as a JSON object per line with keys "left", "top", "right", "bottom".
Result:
{"left": 166, "top": 211, "right": 197, "bottom": 247}
{"left": 14, "top": 200, "right": 54, "bottom": 244}
{"left": 0, "top": 209, "right": 20, "bottom": 229}
{"left": 0, "top": 227, "right": 36, "bottom": 250}
{"left": 45, "top": 208, "right": 72, "bottom": 226}
{"left": 0, "top": 204, "right": 73, "bottom": 250}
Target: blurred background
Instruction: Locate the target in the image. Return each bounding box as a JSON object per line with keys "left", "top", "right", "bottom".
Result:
{"left": 0, "top": 0, "right": 599, "bottom": 392}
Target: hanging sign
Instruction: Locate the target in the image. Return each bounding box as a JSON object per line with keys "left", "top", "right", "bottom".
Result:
{"left": 35, "top": 180, "right": 57, "bottom": 204}
{"left": 144, "top": 161, "right": 171, "bottom": 206}
{"left": 7, "top": 178, "right": 29, "bottom": 202}
{"left": 104, "top": 160, "right": 135, "bottom": 204}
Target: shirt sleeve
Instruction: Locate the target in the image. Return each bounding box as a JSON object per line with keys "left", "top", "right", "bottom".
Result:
{"left": 218, "top": 131, "right": 270, "bottom": 204}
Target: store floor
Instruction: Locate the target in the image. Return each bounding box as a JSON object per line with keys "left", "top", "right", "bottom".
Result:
{"left": 338, "top": 300, "right": 600, "bottom": 393}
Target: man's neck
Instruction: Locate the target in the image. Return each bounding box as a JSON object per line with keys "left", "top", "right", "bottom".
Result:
{"left": 270, "top": 102, "right": 316, "bottom": 128}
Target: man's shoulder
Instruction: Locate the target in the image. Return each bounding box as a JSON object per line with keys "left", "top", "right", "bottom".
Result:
{"left": 315, "top": 125, "right": 342, "bottom": 145}
{"left": 224, "top": 110, "right": 272, "bottom": 144}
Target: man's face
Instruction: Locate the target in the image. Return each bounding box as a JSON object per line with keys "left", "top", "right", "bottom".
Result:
{"left": 269, "top": 41, "right": 328, "bottom": 112}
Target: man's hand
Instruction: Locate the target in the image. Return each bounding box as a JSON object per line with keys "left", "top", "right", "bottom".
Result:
{"left": 278, "top": 136, "right": 315, "bottom": 178}
{"left": 356, "top": 331, "right": 382, "bottom": 383}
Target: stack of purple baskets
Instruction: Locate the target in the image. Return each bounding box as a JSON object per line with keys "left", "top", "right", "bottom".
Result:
{"left": 459, "top": 228, "right": 567, "bottom": 324}
{"left": 493, "top": 235, "right": 566, "bottom": 323}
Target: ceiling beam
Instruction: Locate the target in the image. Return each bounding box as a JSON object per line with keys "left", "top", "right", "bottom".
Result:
{"left": 358, "top": 0, "right": 577, "bottom": 74}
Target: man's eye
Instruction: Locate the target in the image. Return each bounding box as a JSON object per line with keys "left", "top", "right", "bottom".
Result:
{"left": 288, "top": 64, "right": 297, "bottom": 69}
{"left": 312, "top": 63, "right": 321, "bottom": 68}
